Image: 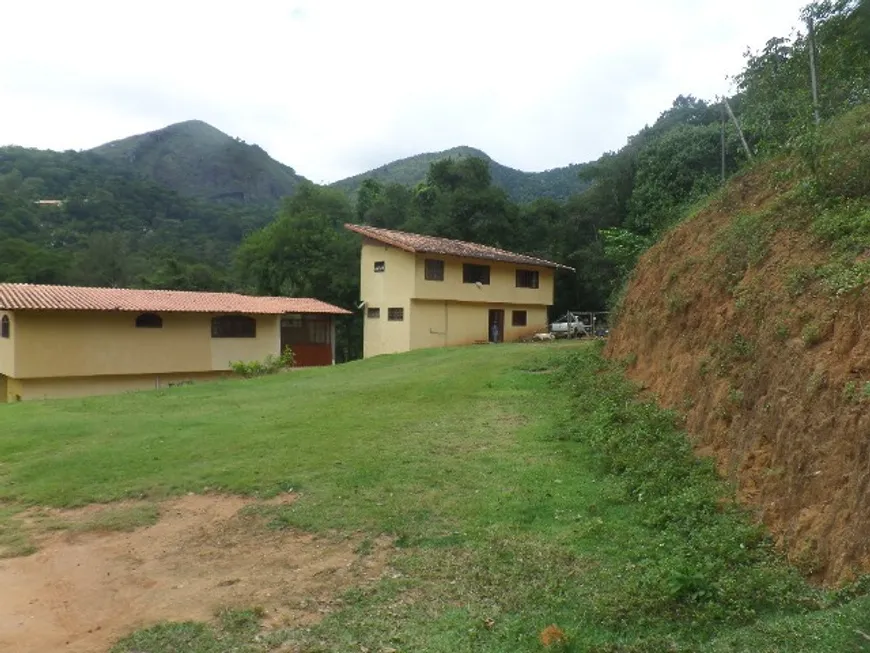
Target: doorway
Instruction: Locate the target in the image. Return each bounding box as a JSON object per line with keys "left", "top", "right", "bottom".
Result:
{"left": 488, "top": 309, "right": 504, "bottom": 343}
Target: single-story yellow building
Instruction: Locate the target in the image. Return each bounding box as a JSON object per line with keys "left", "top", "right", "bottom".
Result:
{"left": 344, "top": 224, "right": 575, "bottom": 358}
{"left": 0, "top": 283, "right": 349, "bottom": 402}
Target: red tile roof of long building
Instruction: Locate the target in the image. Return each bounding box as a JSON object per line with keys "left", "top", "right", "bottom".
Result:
{"left": 344, "top": 224, "right": 575, "bottom": 271}
{"left": 0, "top": 284, "right": 350, "bottom": 315}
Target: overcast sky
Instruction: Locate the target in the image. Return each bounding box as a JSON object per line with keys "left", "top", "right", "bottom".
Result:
{"left": 3, "top": 0, "right": 807, "bottom": 183}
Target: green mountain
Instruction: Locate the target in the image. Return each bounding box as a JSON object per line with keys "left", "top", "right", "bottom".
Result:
{"left": 330, "top": 146, "right": 591, "bottom": 203}
{"left": 90, "top": 120, "right": 307, "bottom": 205}
{"left": 0, "top": 145, "right": 274, "bottom": 289}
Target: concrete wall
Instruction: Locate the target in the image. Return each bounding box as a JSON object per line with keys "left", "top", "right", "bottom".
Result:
{"left": 210, "top": 317, "right": 280, "bottom": 370}
{"left": 360, "top": 241, "right": 413, "bottom": 357}
{"left": 13, "top": 311, "right": 280, "bottom": 379}
{"left": 4, "top": 371, "right": 228, "bottom": 402}
{"left": 410, "top": 301, "right": 547, "bottom": 349}
{"left": 0, "top": 311, "right": 14, "bottom": 377}
{"left": 413, "top": 256, "right": 554, "bottom": 306}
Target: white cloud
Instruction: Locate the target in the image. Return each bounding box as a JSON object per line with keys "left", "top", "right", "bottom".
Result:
{"left": 1, "top": 0, "right": 807, "bottom": 182}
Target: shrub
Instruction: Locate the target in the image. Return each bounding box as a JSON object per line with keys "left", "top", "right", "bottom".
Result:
{"left": 230, "top": 346, "right": 295, "bottom": 378}
{"left": 842, "top": 381, "right": 859, "bottom": 404}
{"left": 801, "top": 323, "right": 823, "bottom": 347}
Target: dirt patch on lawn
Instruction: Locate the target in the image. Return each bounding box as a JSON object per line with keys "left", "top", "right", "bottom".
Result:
{"left": 0, "top": 494, "right": 392, "bottom": 653}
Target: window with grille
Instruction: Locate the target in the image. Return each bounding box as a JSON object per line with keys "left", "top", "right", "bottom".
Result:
{"left": 367, "top": 307, "right": 381, "bottom": 319}
{"left": 516, "top": 269, "right": 539, "bottom": 289}
{"left": 388, "top": 307, "right": 404, "bottom": 321}
{"left": 374, "top": 261, "right": 385, "bottom": 272}
{"left": 512, "top": 310, "right": 528, "bottom": 327}
{"left": 281, "top": 315, "right": 331, "bottom": 344}
{"left": 424, "top": 259, "right": 444, "bottom": 281}
{"left": 135, "top": 313, "right": 163, "bottom": 328}
{"left": 0, "top": 315, "right": 8, "bottom": 339}
{"left": 462, "top": 264, "right": 490, "bottom": 285}
{"left": 211, "top": 315, "right": 256, "bottom": 338}
{"left": 308, "top": 319, "right": 330, "bottom": 344}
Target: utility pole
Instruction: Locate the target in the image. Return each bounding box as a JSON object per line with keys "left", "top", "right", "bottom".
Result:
{"left": 807, "top": 16, "right": 821, "bottom": 126}
{"left": 720, "top": 100, "right": 726, "bottom": 184}
{"left": 723, "top": 97, "right": 753, "bottom": 161}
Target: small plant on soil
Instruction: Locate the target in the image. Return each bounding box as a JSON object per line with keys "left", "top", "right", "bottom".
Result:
{"left": 805, "top": 371, "right": 827, "bottom": 395}
{"left": 801, "top": 323, "right": 823, "bottom": 347}
{"left": 842, "top": 381, "right": 859, "bottom": 404}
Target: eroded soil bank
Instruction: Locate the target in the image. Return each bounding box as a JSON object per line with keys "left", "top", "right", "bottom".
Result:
{"left": 606, "top": 168, "right": 870, "bottom": 585}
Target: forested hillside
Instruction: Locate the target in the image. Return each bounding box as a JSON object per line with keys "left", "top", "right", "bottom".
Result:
{"left": 330, "top": 145, "right": 591, "bottom": 203}
{"left": 91, "top": 120, "right": 307, "bottom": 204}
{"left": 0, "top": 147, "right": 273, "bottom": 291}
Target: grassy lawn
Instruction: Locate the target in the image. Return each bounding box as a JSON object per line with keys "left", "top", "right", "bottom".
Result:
{"left": 1, "top": 342, "right": 867, "bottom": 652}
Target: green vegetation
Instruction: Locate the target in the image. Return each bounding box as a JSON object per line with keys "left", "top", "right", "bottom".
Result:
{"left": 329, "top": 145, "right": 592, "bottom": 203}
{"left": 1, "top": 344, "right": 865, "bottom": 651}
{"left": 0, "top": 146, "right": 274, "bottom": 290}
{"left": 91, "top": 120, "right": 307, "bottom": 204}
{"left": 229, "top": 346, "right": 296, "bottom": 378}
{"left": 0, "top": 507, "right": 37, "bottom": 558}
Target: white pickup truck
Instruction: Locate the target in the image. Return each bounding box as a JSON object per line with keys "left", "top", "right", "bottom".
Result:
{"left": 549, "top": 313, "right": 592, "bottom": 338}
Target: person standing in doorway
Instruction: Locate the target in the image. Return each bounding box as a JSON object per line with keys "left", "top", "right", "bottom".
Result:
{"left": 490, "top": 320, "right": 499, "bottom": 343}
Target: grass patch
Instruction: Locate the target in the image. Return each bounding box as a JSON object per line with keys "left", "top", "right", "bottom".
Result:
{"left": 111, "top": 618, "right": 263, "bottom": 653}
{"left": 712, "top": 211, "right": 775, "bottom": 289}
{"left": 2, "top": 343, "right": 867, "bottom": 651}
{"left": 802, "top": 322, "right": 824, "bottom": 347}
{"left": 74, "top": 503, "right": 160, "bottom": 533}
{"left": 0, "top": 508, "right": 36, "bottom": 558}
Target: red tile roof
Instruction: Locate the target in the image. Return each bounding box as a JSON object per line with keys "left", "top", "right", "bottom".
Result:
{"left": 344, "top": 224, "right": 575, "bottom": 271}
{"left": 0, "top": 284, "right": 350, "bottom": 315}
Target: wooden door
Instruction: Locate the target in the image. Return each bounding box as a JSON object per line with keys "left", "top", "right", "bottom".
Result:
{"left": 488, "top": 309, "right": 505, "bottom": 343}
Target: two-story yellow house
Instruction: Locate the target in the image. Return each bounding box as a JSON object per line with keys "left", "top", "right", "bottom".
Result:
{"left": 345, "top": 224, "right": 574, "bottom": 358}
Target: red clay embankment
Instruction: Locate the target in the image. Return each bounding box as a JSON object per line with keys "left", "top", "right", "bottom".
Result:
{"left": 605, "top": 167, "right": 870, "bottom": 585}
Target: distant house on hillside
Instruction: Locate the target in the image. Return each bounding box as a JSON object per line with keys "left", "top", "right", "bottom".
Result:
{"left": 344, "top": 224, "right": 574, "bottom": 357}
{"left": 0, "top": 284, "right": 349, "bottom": 402}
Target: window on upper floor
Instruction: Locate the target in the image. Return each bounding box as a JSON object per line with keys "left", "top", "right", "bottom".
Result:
{"left": 374, "top": 261, "right": 386, "bottom": 272}
{"left": 512, "top": 310, "right": 528, "bottom": 327}
{"left": 211, "top": 315, "right": 256, "bottom": 338}
{"left": 388, "top": 307, "right": 404, "bottom": 321}
{"left": 424, "top": 259, "right": 444, "bottom": 281}
{"left": 463, "top": 263, "right": 490, "bottom": 285}
{"left": 367, "top": 307, "right": 381, "bottom": 319}
{"left": 1, "top": 315, "right": 9, "bottom": 339}
{"left": 135, "top": 313, "right": 163, "bottom": 328}
{"left": 516, "top": 269, "right": 540, "bottom": 289}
